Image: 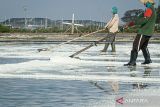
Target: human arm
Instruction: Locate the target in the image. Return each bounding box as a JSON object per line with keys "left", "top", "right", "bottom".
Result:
{"left": 105, "top": 15, "right": 118, "bottom": 29}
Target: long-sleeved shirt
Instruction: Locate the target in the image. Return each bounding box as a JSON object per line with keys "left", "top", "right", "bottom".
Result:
{"left": 105, "top": 14, "right": 119, "bottom": 33}
{"left": 128, "top": 5, "right": 156, "bottom": 36}
{"left": 135, "top": 5, "right": 156, "bottom": 36}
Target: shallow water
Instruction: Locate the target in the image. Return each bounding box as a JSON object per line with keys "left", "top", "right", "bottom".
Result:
{"left": 0, "top": 43, "right": 160, "bottom": 107}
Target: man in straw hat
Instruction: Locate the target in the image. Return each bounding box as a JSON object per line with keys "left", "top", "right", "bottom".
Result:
{"left": 101, "top": 7, "right": 119, "bottom": 53}
{"left": 124, "top": 0, "right": 156, "bottom": 66}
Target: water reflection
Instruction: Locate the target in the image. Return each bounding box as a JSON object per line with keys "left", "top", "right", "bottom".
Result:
{"left": 129, "top": 66, "right": 152, "bottom": 89}
{"left": 90, "top": 66, "right": 153, "bottom": 94}
{"left": 143, "top": 66, "right": 152, "bottom": 77}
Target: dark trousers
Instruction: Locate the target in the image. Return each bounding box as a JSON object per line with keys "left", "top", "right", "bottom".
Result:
{"left": 102, "top": 33, "right": 116, "bottom": 52}
{"left": 124, "top": 34, "right": 151, "bottom": 66}
{"left": 132, "top": 34, "right": 151, "bottom": 52}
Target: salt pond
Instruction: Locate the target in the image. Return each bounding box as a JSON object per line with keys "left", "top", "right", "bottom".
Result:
{"left": 0, "top": 42, "right": 160, "bottom": 107}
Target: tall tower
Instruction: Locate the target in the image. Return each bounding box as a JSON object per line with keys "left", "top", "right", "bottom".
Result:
{"left": 45, "top": 17, "right": 48, "bottom": 29}
{"left": 71, "top": 13, "right": 75, "bottom": 34}
{"left": 23, "top": 6, "right": 27, "bottom": 28}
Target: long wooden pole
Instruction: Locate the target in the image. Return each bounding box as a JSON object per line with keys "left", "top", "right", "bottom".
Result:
{"left": 37, "top": 29, "right": 105, "bottom": 52}
{"left": 69, "top": 36, "right": 108, "bottom": 58}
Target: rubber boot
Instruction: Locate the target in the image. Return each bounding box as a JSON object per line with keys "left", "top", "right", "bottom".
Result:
{"left": 111, "top": 43, "right": 116, "bottom": 52}
{"left": 124, "top": 50, "right": 138, "bottom": 66}
{"left": 141, "top": 48, "right": 152, "bottom": 64}
{"left": 101, "top": 43, "right": 109, "bottom": 52}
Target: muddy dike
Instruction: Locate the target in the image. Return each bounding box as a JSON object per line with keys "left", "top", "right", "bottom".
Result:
{"left": 0, "top": 33, "right": 160, "bottom": 43}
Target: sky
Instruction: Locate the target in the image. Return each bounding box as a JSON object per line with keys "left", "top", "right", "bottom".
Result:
{"left": 0, "top": 0, "right": 159, "bottom": 22}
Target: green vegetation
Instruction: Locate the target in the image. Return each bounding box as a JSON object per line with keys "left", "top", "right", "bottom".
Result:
{"left": 0, "top": 24, "right": 160, "bottom": 34}
{"left": 0, "top": 24, "right": 10, "bottom": 33}
{"left": 0, "top": 25, "right": 105, "bottom": 34}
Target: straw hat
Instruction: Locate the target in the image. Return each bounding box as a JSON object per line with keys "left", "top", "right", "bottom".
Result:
{"left": 140, "top": 0, "right": 154, "bottom": 4}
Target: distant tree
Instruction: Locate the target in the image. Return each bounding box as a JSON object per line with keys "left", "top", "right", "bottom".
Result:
{"left": 121, "top": 9, "right": 144, "bottom": 23}
{"left": 0, "top": 24, "right": 10, "bottom": 33}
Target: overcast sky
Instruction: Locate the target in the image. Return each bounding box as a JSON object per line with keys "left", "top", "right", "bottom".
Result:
{"left": 0, "top": 0, "right": 159, "bottom": 22}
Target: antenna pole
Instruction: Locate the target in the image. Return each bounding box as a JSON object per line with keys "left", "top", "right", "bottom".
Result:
{"left": 71, "top": 13, "right": 75, "bottom": 34}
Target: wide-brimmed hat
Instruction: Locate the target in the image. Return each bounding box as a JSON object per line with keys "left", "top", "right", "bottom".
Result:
{"left": 140, "top": 0, "right": 154, "bottom": 4}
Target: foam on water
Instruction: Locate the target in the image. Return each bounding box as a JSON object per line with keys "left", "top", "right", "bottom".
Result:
{"left": 0, "top": 55, "right": 124, "bottom": 73}
{"left": 50, "top": 56, "right": 124, "bottom": 66}
{"left": 80, "top": 56, "right": 160, "bottom": 61}
{"left": 0, "top": 60, "right": 49, "bottom": 72}
{"left": 0, "top": 43, "right": 160, "bottom": 82}
{"left": 0, "top": 54, "right": 159, "bottom": 83}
